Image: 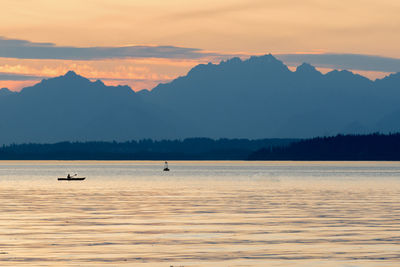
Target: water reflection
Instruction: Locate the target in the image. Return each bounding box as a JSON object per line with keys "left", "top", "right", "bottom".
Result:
{"left": 0, "top": 161, "right": 399, "bottom": 266}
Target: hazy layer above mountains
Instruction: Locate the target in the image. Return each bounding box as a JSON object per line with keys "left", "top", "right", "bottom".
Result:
{"left": 1, "top": 54, "right": 400, "bottom": 144}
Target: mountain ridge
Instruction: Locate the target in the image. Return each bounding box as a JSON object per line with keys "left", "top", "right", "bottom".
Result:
{"left": 0, "top": 87, "right": 14, "bottom": 96}
{"left": 1, "top": 54, "right": 400, "bottom": 144}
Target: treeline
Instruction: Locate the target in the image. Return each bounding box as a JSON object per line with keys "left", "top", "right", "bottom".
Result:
{"left": 0, "top": 138, "right": 294, "bottom": 160}
{"left": 248, "top": 133, "right": 400, "bottom": 160}
{"left": 3, "top": 134, "right": 400, "bottom": 160}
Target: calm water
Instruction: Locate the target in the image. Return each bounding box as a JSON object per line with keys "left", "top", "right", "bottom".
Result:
{"left": 0, "top": 161, "right": 399, "bottom": 266}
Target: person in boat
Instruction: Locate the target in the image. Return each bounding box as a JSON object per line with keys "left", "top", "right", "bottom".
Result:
{"left": 67, "top": 174, "right": 71, "bottom": 179}
{"left": 164, "top": 161, "right": 169, "bottom": 171}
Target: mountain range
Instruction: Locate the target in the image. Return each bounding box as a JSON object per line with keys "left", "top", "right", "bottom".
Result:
{"left": 0, "top": 88, "right": 15, "bottom": 96}
{"left": 1, "top": 54, "right": 400, "bottom": 144}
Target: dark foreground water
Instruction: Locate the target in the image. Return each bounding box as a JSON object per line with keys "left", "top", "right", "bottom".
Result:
{"left": 0, "top": 161, "right": 399, "bottom": 266}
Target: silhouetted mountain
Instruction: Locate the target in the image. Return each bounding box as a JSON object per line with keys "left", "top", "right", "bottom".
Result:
{"left": 1, "top": 55, "right": 400, "bottom": 144}
{"left": 0, "top": 71, "right": 174, "bottom": 143}
{"left": 0, "top": 88, "right": 14, "bottom": 96}
{"left": 295, "top": 63, "right": 323, "bottom": 81}
{"left": 149, "top": 54, "right": 399, "bottom": 138}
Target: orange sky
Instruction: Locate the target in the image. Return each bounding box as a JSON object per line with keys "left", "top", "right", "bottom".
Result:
{"left": 1, "top": 0, "right": 400, "bottom": 90}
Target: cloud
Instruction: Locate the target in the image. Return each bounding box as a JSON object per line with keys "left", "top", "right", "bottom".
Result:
{"left": 0, "top": 36, "right": 217, "bottom": 60}
{"left": 0, "top": 71, "right": 169, "bottom": 84}
{"left": 276, "top": 53, "right": 400, "bottom": 73}
{"left": 0, "top": 72, "right": 45, "bottom": 81}
{"left": 165, "top": 1, "right": 265, "bottom": 20}
{"left": 163, "top": 0, "right": 324, "bottom": 21}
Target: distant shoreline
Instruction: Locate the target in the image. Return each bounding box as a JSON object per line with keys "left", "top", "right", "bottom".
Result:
{"left": 248, "top": 133, "right": 400, "bottom": 161}
{"left": 1, "top": 133, "right": 400, "bottom": 161}
{"left": 0, "top": 137, "right": 293, "bottom": 161}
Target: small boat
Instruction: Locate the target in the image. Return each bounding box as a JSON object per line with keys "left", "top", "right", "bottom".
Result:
{"left": 163, "top": 161, "right": 170, "bottom": 171}
{"left": 58, "top": 177, "right": 86, "bottom": 181}
{"left": 58, "top": 174, "right": 85, "bottom": 181}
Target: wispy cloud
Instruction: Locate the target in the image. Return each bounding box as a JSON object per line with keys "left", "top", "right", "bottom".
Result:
{"left": 0, "top": 37, "right": 218, "bottom": 60}
{"left": 164, "top": 1, "right": 265, "bottom": 20}
{"left": 0, "top": 71, "right": 170, "bottom": 84}
{"left": 276, "top": 53, "right": 400, "bottom": 73}
{"left": 163, "top": 0, "right": 325, "bottom": 21}
{"left": 0, "top": 72, "right": 45, "bottom": 81}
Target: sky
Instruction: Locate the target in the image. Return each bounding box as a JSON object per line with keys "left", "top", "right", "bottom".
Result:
{"left": 1, "top": 0, "right": 400, "bottom": 91}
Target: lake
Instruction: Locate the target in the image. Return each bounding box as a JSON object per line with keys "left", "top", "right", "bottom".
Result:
{"left": 0, "top": 161, "right": 399, "bottom": 266}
